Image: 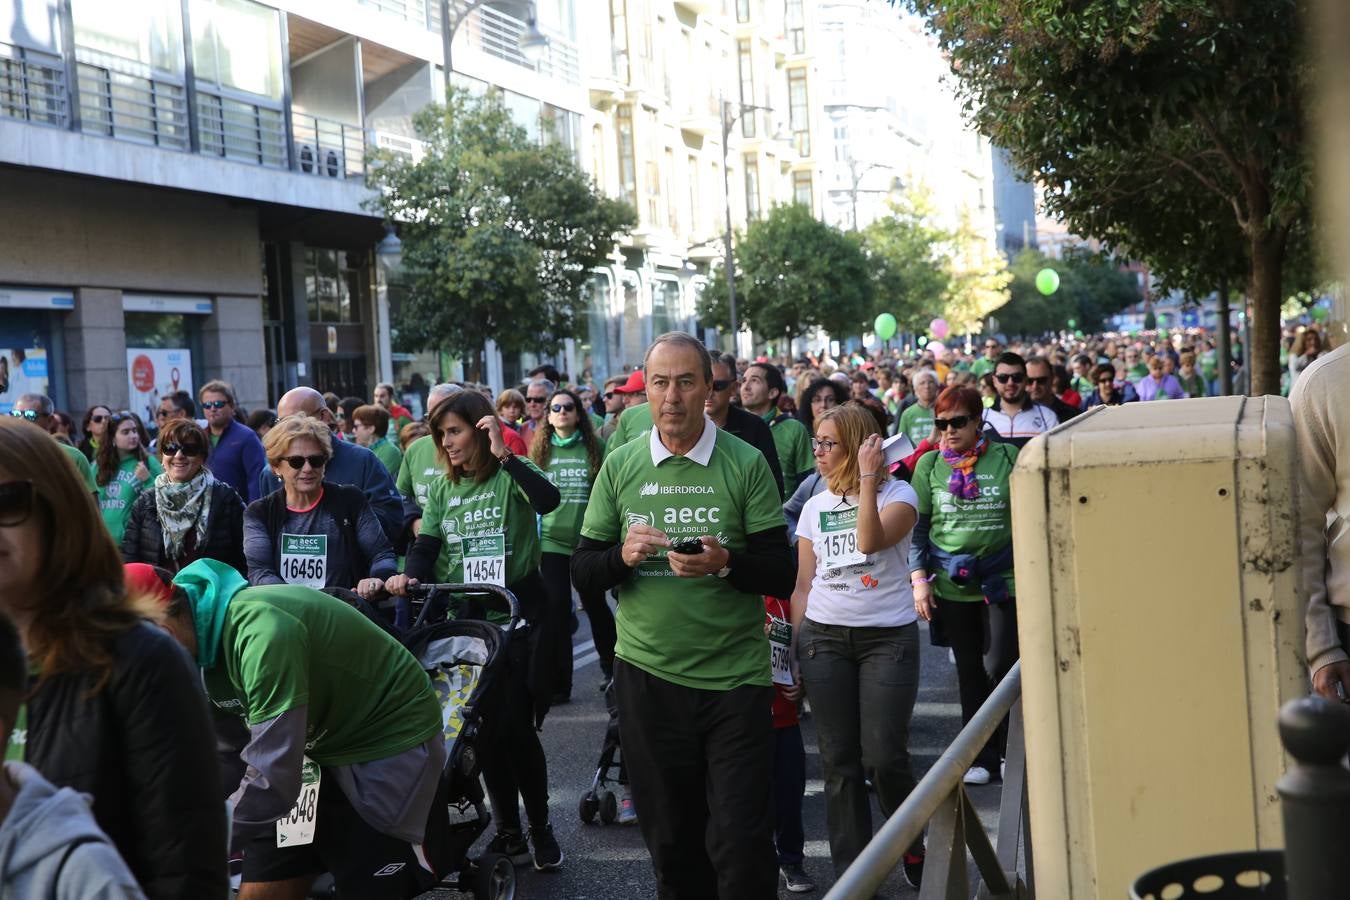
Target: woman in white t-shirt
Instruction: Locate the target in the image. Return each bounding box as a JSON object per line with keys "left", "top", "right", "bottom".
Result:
{"left": 790, "top": 404, "right": 926, "bottom": 887}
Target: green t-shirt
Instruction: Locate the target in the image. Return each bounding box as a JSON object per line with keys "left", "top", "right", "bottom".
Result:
{"left": 419, "top": 458, "right": 546, "bottom": 588}
{"left": 588, "top": 412, "right": 605, "bottom": 432}
{"left": 98, "top": 454, "right": 163, "bottom": 541}
{"left": 1199, "top": 349, "right": 1219, "bottom": 381}
{"left": 62, "top": 442, "right": 97, "bottom": 493}
{"left": 764, "top": 411, "right": 814, "bottom": 484}
{"left": 369, "top": 436, "right": 403, "bottom": 483}
{"left": 912, "top": 443, "right": 1018, "bottom": 602}
{"left": 1177, "top": 372, "right": 1206, "bottom": 398}
{"left": 1128, "top": 363, "right": 1149, "bottom": 380}
{"left": 396, "top": 435, "right": 443, "bottom": 513}
{"left": 538, "top": 435, "right": 599, "bottom": 555}
{"left": 971, "top": 358, "right": 996, "bottom": 378}
{"left": 580, "top": 425, "right": 785, "bottom": 691}
{"left": 898, "top": 403, "right": 935, "bottom": 447}
{"left": 202, "top": 585, "right": 441, "bottom": 766}
{"left": 604, "top": 402, "right": 654, "bottom": 457}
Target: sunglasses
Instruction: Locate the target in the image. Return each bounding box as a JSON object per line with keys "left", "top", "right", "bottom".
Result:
{"left": 0, "top": 480, "right": 35, "bottom": 527}
{"left": 1026, "top": 376, "right": 1050, "bottom": 386}
{"left": 201, "top": 400, "right": 230, "bottom": 410}
{"left": 1097, "top": 377, "right": 1116, "bottom": 385}
{"left": 603, "top": 391, "right": 616, "bottom": 400}
{"left": 934, "top": 415, "right": 974, "bottom": 431}
{"left": 994, "top": 373, "right": 1026, "bottom": 384}
{"left": 8, "top": 409, "right": 39, "bottom": 422}
{"left": 810, "top": 437, "right": 840, "bottom": 453}
{"left": 89, "top": 414, "right": 108, "bottom": 424}
{"left": 284, "top": 454, "right": 328, "bottom": 470}
{"left": 525, "top": 396, "right": 547, "bottom": 404}
{"left": 155, "top": 409, "right": 171, "bottom": 419}
{"left": 550, "top": 402, "right": 575, "bottom": 413}
{"left": 161, "top": 441, "right": 206, "bottom": 458}
{"left": 711, "top": 379, "right": 734, "bottom": 392}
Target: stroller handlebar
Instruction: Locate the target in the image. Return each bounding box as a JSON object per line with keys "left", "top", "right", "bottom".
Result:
{"left": 402, "top": 582, "right": 523, "bottom": 632}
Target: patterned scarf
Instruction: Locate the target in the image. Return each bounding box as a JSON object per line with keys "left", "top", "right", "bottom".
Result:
{"left": 941, "top": 435, "right": 989, "bottom": 500}
{"left": 154, "top": 469, "right": 215, "bottom": 562}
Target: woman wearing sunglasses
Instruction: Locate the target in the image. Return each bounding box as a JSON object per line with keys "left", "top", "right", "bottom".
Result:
{"left": 243, "top": 415, "right": 396, "bottom": 598}
{"left": 908, "top": 386, "right": 1020, "bottom": 787}
{"left": 95, "top": 411, "right": 162, "bottom": 545}
{"left": 529, "top": 388, "right": 615, "bottom": 704}
{"left": 789, "top": 403, "right": 926, "bottom": 886}
{"left": 0, "top": 417, "right": 228, "bottom": 897}
{"left": 78, "top": 404, "right": 112, "bottom": 462}
{"left": 1081, "top": 363, "right": 1139, "bottom": 408}
{"left": 122, "top": 418, "right": 247, "bottom": 575}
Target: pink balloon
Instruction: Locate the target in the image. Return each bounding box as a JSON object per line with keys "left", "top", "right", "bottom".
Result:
{"left": 926, "top": 341, "right": 946, "bottom": 356}
{"left": 930, "top": 317, "right": 950, "bottom": 340}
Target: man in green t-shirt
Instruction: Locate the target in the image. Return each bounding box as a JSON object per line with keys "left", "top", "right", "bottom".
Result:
{"left": 971, "top": 339, "right": 1000, "bottom": 378}
{"left": 572, "top": 332, "right": 792, "bottom": 900}
{"left": 740, "top": 362, "right": 814, "bottom": 491}
{"left": 165, "top": 559, "right": 447, "bottom": 899}
{"left": 10, "top": 395, "right": 97, "bottom": 493}
{"left": 898, "top": 369, "right": 939, "bottom": 446}
{"left": 395, "top": 383, "right": 462, "bottom": 538}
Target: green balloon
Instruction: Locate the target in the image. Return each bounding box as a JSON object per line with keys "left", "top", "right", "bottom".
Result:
{"left": 874, "top": 313, "right": 898, "bottom": 341}
{"left": 1312, "top": 306, "right": 1329, "bottom": 322}
{"left": 1067, "top": 318, "right": 1077, "bottom": 328}
{"left": 1035, "top": 268, "right": 1060, "bottom": 295}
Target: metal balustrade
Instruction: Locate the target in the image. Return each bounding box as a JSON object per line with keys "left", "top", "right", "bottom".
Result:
{"left": 75, "top": 48, "right": 188, "bottom": 150}
{"left": 292, "top": 112, "right": 366, "bottom": 179}
{"left": 464, "top": 4, "right": 580, "bottom": 85}
{"left": 195, "top": 88, "right": 287, "bottom": 168}
{"left": 0, "top": 43, "right": 68, "bottom": 128}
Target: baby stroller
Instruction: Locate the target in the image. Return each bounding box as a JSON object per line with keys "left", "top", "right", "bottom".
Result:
{"left": 577, "top": 678, "right": 629, "bottom": 825}
{"left": 326, "top": 583, "right": 521, "bottom": 900}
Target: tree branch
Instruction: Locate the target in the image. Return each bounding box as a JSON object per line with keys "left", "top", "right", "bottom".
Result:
{"left": 1160, "top": 151, "right": 1248, "bottom": 231}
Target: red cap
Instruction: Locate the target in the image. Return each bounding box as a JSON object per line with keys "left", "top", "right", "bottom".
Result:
{"left": 614, "top": 369, "right": 646, "bottom": 394}
{"left": 125, "top": 563, "right": 173, "bottom": 606}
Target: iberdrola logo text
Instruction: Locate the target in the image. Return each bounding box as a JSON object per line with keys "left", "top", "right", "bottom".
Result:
{"left": 639, "top": 481, "right": 714, "bottom": 495}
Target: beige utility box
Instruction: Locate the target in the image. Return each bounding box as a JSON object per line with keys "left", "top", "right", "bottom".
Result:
{"left": 1010, "top": 396, "right": 1305, "bottom": 898}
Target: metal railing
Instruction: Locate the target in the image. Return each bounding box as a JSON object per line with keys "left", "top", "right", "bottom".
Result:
{"left": 195, "top": 88, "right": 287, "bottom": 168}
{"left": 292, "top": 112, "right": 366, "bottom": 179}
{"left": 462, "top": 4, "right": 581, "bottom": 85}
{"left": 75, "top": 48, "right": 188, "bottom": 150}
{"left": 825, "top": 662, "right": 1031, "bottom": 900}
{"left": 0, "top": 42, "right": 68, "bottom": 128}
{"left": 360, "top": 0, "right": 438, "bottom": 29}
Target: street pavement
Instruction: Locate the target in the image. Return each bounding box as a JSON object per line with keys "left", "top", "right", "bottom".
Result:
{"left": 423, "top": 605, "right": 1004, "bottom": 900}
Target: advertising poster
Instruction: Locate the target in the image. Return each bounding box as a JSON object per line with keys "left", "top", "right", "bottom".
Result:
{"left": 0, "top": 348, "right": 49, "bottom": 414}
{"left": 127, "top": 348, "right": 193, "bottom": 424}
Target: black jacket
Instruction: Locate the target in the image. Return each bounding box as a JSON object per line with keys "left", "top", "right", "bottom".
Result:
{"left": 121, "top": 481, "right": 247, "bottom": 575}
{"left": 26, "top": 622, "right": 228, "bottom": 899}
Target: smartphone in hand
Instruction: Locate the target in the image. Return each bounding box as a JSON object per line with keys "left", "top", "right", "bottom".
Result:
{"left": 670, "top": 538, "right": 705, "bottom": 555}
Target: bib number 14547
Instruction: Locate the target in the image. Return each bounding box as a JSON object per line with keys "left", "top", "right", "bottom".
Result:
{"left": 462, "top": 534, "right": 506, "bottom": 586}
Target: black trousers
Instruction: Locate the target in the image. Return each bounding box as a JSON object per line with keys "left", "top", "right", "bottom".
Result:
{"left": 932, "top": 596, "right": 1019, "bottom": 771}
{"left": 614, "top": 660, "right": 777, "bottom": 900}
{"left": 540, "top": 551, "right": 616, "bottom": 696}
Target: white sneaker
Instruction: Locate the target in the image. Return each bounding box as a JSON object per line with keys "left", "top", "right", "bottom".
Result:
{"left": 963, "top": 766, "right": 991, "bottom": 785}
{"left": 1000, "top": 759, "right": 1006, "bottom": 781}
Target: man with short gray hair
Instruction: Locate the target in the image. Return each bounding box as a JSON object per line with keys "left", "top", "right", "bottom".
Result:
{"left": 10, "top": 393, "right": 97, "bottom": 492}
{"left": 519, "top": 378, "right": 555, "bottom": 446}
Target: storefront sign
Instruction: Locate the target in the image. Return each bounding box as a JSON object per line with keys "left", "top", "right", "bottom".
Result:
{"left": 127, "top": 348, "right": 193, "bottom": 424}
{"left": 0, "top": 349, "right": 49, "bottom": 414}
{"left": 0, "top": 288, "right": 73, "bottom": 310}
{"left": 122, "top": 294, "right": 215, "bottom": 315}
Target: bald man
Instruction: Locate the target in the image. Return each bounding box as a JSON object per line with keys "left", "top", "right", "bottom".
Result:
{"left": 257, "top": 387, "right": 404, "bottom": 544}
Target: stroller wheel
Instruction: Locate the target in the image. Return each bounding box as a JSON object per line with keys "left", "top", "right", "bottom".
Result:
{"left": 599, "top": 790, "right": 618, "bottom": 825}
{"left": 578, "top": 791, "right": 600, "bottom": 824}
{"left": 472, "top": 852, "right": 517, "bottom": 900}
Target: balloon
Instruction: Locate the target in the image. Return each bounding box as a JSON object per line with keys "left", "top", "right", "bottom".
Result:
{"left": 1311, "top": 306, "right": 1329, "bottom": 322}
{"left": 874, "top": 313, "right": 897, "bottom": 341}
{"left": 1035, "top": 268, "right": 1060, "bottom": 295}
{"left": 926, "top": 341, "right": 946, "bottom": 356}
{"left": 1067, "top": 318, "right": 1077, "bottom": 329}
{"left": 930, "top": 317, "right": 949, "bottom": 340}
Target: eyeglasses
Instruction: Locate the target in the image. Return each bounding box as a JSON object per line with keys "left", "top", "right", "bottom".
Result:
{"left": 550, "top": 402, "right": 575, "bottom": 413}
{"left": 89, "top": 414, "right": 108, "bottom": 424}
{"left": 994, "top": 373, "right": 1026, "bottom": 384}
{"left": 1026, "top": 376, "right": 1050, "bottom": 386}
{"left": 155, "top": 409, "right": 171, "bottom": 419}
{"left": 810, "top": 437, "right": 840, "bottom": 453}
{"left": 934, "top": 415, "right": 974, "bottom": 431}
{"left": 525, "top": 396, "right": 547, "bottom": 404}
{"left": 711, "top": 378, "right": 734, "bottom": 392}
{"left": 1097, "top": 377, "right": 1116, "bottom": 385}
{"left": 8, "top": 409, "right": 39, "bottom": 422}
{"left": 161, "top": 441, "right": 206, "bottom": 458}
{"left": 0, "top": 480, "right": 35, "bottom": 527}
{"left": 283, "top": 454, "right": 328, "bottom": 471}
{"left": 201, "top": 400, "right": 230, "bottom": 410}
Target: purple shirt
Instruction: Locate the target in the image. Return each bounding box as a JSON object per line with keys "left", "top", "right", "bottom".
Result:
{"left": 1135, "top": 373, "right": 1185, "bottom": 401}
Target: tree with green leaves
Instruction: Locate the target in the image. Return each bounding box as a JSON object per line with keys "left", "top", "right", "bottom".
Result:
{"left": 905, "top": 0, "right": 1312, "bottom": 395}
{"left": 366, "top": 88, "right": 635, "bottom": 378}
{"left": 943, "top": 212, "right": 1014, "bottom": 333}
{"left": 998, "top": 249, "right": 1142, "bottom": 337}
{"left": 699, "top": 203, "right": 873, "bottom": 347}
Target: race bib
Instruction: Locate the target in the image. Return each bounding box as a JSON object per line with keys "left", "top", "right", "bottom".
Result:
{"left": 276, "top": 757, "right": 320, "bottom": 847}
{"left": 768, "top": 616, "right": 794, "bottom": 686}
{"left": 818, "top": 507, "right": 865, "bottom": 569}
{"left": 462, "top": 534, "right": 506, "bottom": 586}
{"left": 280, "top": 534, "right": 327, "bottom": 588}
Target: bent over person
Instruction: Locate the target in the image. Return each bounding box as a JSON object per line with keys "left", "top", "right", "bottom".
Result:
{"left": 164, "top": 559, "right": 448, "bottom": 900}
{"left": 572, "top": 332, "right": 793, "bottom": 900}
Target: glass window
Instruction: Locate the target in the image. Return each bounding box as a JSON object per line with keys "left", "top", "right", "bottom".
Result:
{"left": 304, "top": 248, "right": 364, "bottom": 324}
{"left": 651, "top": 280, "right": 678, "bottom": 338}
{"left": 743, "top": 153, "right": 760, "bottom": 221}
{"left": 737, "top": 40, "right": 754, "bottom": 138}
{"left": 73, "top": 0, "right": 183, "bottom": 71}
{"left": 736, "top": 0, "right": 750, "bottom": 23}
{"left": 616, "top": 104, "right": 636, "bottom": 205}
{"left": 788, "top": 68, "right": 810, "bottom": 157}
{"left": 190, "top": 0, "right": 282, "bottom": 99}
{"left": 785, "top": 0, "right": 805, "bottom": 54}
{"left": 793, "top": 171, "right": 812, "bottom": 211}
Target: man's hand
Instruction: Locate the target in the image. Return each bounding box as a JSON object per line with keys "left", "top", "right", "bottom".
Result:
{"left": 667, "top": 535, "right": 730, "bottom": 578}
{"left": 1313, "top": 660, "right": 1350, "bottom": 702}
{"left": 622, "top": 524, "right": 670, "bottom": 568}
{"left": 355, "top": 578, "right": 385, "bottom": 600}
{"left": 385, "top": 573, "right": 418, "bottom": 597}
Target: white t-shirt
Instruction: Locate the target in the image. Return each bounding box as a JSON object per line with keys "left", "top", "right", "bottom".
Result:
{"left": 795, "top": 478, "right": 919, "bottom": 628}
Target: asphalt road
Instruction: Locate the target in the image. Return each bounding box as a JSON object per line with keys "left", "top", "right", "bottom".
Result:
{"left": 423, "top": 604, "right": 1004, "bottom": 900}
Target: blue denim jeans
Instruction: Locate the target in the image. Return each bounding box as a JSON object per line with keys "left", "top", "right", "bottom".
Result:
{"left": 798, "top": 619, "right": 921, "bottom": 874}
{"left": 771, "top": 724, "right": 806, "bottom": 866}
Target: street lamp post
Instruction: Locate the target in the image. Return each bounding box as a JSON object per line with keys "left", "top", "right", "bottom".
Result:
{"left": 439, "top": 0, "right": 549, "bottom": 89}
{"left": 719, "top": 90, "right": 774, "bottom": 348}
{"left": 846, "top": 157, "right": 896, "bottom": 231}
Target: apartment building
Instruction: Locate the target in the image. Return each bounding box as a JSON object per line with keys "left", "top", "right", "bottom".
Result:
{"left": 577, "top": 0, "right": 824, "bottom": 378}
{"left": 0, "top": 0, "right": 584, "bottom": 415}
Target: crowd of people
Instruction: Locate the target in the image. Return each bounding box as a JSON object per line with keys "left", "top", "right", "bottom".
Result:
{"left": 0, "top": 319, "right": 1334, "bottom": 899}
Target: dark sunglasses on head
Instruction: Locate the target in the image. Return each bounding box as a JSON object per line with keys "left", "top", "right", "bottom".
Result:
{"left": 0, "top": 480, "right": 35, "bottom": 527}
{"left": 8, "top": 409, "right": 39, "bottom": 422}
{"left": 161, "top": 441, "right": 206, "bottom": 458}
{"left": 525, "top": 396, "right": 546, "bottom": 404}
{"left": 550, "top": 402, "right": 575, "bottom": 413}
{"left": 1026, "top": 376, "right": 1050, "bottom": 386}
{"left": 994, "top": 373, "right": 1026, "bottom": 384}
{"left": 201, "top": 400, "right": 230, "bottom": 410}
{"left": 711, "top": 378, "right": 734, "bottom": 392}
{"left": 934, "top": 415, "right": 973, "bottom": 431}
{"left": 284, "top": 454, "right": 328, "bottom": 470}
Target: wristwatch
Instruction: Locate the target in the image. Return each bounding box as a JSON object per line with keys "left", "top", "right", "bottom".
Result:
{"left": 715, "top": 565, "right": 731, "bottom": 578}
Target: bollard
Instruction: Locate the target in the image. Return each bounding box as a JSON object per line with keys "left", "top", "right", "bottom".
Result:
{"left": 1276, "top": 696, "right": 1350, "bottom": 899}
